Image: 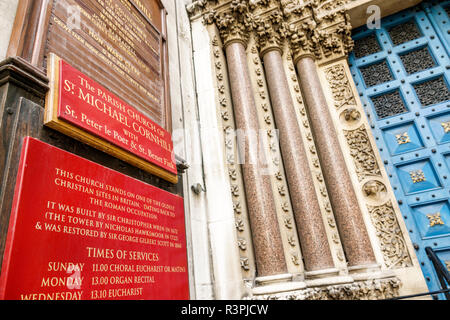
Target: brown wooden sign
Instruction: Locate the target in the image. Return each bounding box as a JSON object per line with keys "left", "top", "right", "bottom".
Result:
{"left": 43, "top": 0, "right": 170, "bottom": 129}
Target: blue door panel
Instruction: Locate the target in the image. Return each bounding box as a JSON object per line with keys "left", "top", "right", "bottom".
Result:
{"left": 382, "top": 121, "right": 424, "bottom": 155}
{"left": 349, "top": 1, "right": 450, "bottom": 299}
{"left": 396, "top": 158, "right": 442, "bottom": 195}
{"left": 428, "top": 112, "right": 450, "bottom": 144}
{"left": 411, "top": 200, "right": 450, "bottom": 238}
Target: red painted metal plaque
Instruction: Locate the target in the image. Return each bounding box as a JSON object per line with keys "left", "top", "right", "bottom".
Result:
{"left": 57, "top": 57, "right": 176, "bottom": 176}
{"left": 0, "top": 137, "right": 189, "bottom": 300}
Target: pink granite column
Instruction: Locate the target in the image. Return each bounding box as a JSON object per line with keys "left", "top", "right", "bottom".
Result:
{"left": 295, "top": 56, "right": 377, "bottom": 267}
{"left": 262, "top": 48, "right": 334, "bottom": 272}
{"left": 225, "top": 41, "right": 287, "bottom": 277}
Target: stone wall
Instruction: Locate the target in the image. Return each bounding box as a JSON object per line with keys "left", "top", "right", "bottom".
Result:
{"left": 0, "top": 0, "right": 18, "bottom": 60}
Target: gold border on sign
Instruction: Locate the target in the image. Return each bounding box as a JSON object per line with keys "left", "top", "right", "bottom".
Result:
{"left": 44, "top": 53, "right": 178, "bottom": 184}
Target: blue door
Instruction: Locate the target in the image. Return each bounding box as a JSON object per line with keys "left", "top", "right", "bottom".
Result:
{"left": 349, "top": 0, "right": 450, "bottom": 299}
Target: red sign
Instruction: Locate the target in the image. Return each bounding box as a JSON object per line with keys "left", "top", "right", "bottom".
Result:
{"left": 0, "top": 137, "right": 189, "bottom": 300}
{"left": 57, "top": 58, "right": 176, "bottom": 175}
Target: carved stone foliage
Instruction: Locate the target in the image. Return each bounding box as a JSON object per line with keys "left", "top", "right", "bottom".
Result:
{"left": 252, "top": 9, "right": 287, "bottom": 54}
{"left": 344, "top": 125, "right": 381, "bottom": 181}
{"left": 325, "top": 62, "right": 415, "bottom": 273}
{"left": 188, "top": 0, "right": 354, "bottom": 63}
{"left": 248, "top": 277, "right": 401, "bottom": 300}
{"left": 367, "top": 202, "right": 413, "bottom": 269}
{"left": 186, "top": 0, "right": 210, "bottom": 17}
{"left": 325, "top": 64, "right": 356, "bottom": 109}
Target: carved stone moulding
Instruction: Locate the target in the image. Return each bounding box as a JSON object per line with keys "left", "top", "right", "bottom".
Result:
{"left": 247, "top": 277, "right": 402, "bottom": 300}
{"left": 252, "top": 8, "right": 288, "bottom": 56}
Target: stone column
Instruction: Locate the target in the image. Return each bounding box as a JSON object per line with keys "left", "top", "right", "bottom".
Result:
{"left": 295, "top": 55, "right": 377, "bottom": 268}
{"left": 261, "top": 47, "right": 334, "bottom": 272}
{"left": 225, "top": 40, "right": 287, "bottom": 278}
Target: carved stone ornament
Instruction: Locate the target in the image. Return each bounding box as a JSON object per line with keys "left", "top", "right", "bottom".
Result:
{"left": 188, "top": 0, "right": 354, "bottom": 63}
{"left": 363, "top": 180, "right": 387, "bottom": 202}
{"left": 367, "top": 202, "right": 413, "bottom": 269}
{"left": 342, "top": 108, "right": 361, "bottom": 122}
{"left": 252, "top": 9, "right": 288, "bottom": 55}
{"left": 344, "top": 126, "right": 381, "bottom": 182}
{"left": 247, "top": 277, "right": 402, "bottom": 300}
{"left": 325, "top": 64, "right": 357, "bottom": 109}
{"left": 202, "top": 0, "right": 253, "bottom": 47}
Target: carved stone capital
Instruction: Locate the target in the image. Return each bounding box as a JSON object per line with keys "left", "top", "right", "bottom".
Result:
{"left": 197, "top": 0, "right": 253, "bottom": 48}
{"left": 279, "top": 1, "right": 317, "bottom": 63}
{"left": 314, "top": 17, "right": 354, "bottom": 63}
{"left": 252, "top": 8, "right": 287, "bottom": 56}
{"left": 189, "top": 0, "right": 354, "bottom": 61}
{"left": 281, "top": 0, "right": 353, "bottom": 63}
{"left": 286, "top": 20, "right": 319, "bottom": 64}
{"left": 314, "top": 1, "right": 354, "bottom": 62}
